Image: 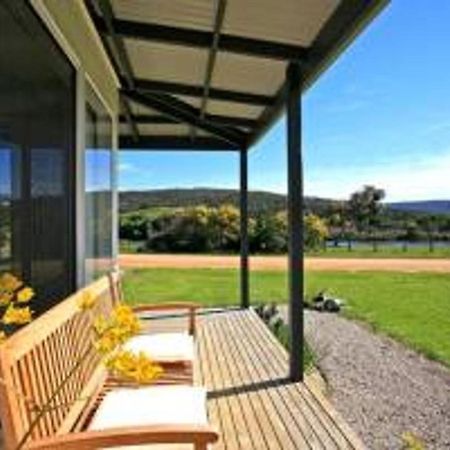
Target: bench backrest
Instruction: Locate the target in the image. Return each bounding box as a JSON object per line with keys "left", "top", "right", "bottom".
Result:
{"left": 108, "top": 270, "right": 124, "bottom": 305}
{"left": 0, "top": 275, "right": 115, "bottom": 449}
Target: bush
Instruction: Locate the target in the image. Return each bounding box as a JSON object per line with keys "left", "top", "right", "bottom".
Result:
{"left": 250, "top": 212, "right": 287, "bottom": 253}
{"left": 147, "top": 205, "right": 240, "bottom": 253}
{"left": 119, "top": 213, "right": 148, "bottom": 241}
{"left": 305, "top": 214, "right": 329, "bottom": 250}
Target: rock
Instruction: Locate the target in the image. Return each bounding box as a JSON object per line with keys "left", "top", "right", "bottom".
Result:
{"left": 323, "top": 298, "right": 342, "bottom": 313}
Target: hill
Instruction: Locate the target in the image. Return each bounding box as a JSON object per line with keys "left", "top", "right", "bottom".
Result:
{"left": 388, "top": 201, "right": 450, "bottom": 215}
{"left": 119, "top": 188, "right": 337, "bottom": 216}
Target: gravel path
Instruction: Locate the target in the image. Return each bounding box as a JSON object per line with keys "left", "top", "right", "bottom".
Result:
{"left": 280, "top": 307, "right": 450, "bottom": 449}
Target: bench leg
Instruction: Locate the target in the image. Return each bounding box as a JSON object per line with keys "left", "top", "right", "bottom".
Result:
{"left": 195, "top": 443, "right": 209, "bottom": 450}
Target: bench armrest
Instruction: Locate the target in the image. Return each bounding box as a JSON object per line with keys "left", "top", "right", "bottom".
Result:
{"left": 132, "top": 302, "right": 200, "bottom": 335}
{"left": 25, "top": 424, "right": 218, "bottom": 450}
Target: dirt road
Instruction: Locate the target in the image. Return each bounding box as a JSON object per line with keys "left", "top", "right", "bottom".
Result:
{"left": 119, "top": 254, "right": 450, "bottom": 273}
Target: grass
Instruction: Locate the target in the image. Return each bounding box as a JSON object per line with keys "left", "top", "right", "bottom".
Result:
{"left": 123, "top": 268, "right": 450, "bottom": 366}
{"left": 272, "top": 321, "right": 316, "bottom": 371}
{"left": 308, "top": 244, "right": 450, "bottom": 259}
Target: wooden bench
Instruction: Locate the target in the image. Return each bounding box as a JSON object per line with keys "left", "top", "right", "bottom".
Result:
{"left": 0, "top": 275, "right": 218, "bottom": 450}
{"left": 108, "top": 271, "right": 199, "bottom": 384}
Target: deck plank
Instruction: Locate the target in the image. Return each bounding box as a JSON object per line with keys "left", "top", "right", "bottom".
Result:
{"left": 195, "top": 309, "right": 366, "bottom": 450}
{"left": 210, "top": 313, "right": 286, "bottom": 450}
{"left": 242, "top": 310, "right": 365, "bottom": 449}
{"left": 241, "top": 310, "right": 349, "bottom": 449}
{"left": 126, "top": 308, "right": 366, "bottom": 450}
{"left": 221, "top": 311, "right": 313, "bottom": 449}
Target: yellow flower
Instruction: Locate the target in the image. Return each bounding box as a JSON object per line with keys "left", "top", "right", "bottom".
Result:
{"left": 0, "top": 331, "right": 7, "bottom": 344}
{"left": 106, "top": 350, "right": 135, "bottom": 372}
{"left": 132, "top": 353, "right": 163, "bottom": 384}
{"left": 95, "top": 334, "right": 118, "bottom": 354}
{"left": 2, "top": 306, "right": 32, "bottom": 325}
{"left": 93, "top": 316, "right": 108, "bottom": 335}
{"left": 0, "top": 291, "right": 14, "bottom": 306}
{"left": 0, "top": 273, "right": 22, "bottom": 292}
{"left": 106, "top": 350, "right": 163, "bottom": 384}
{"left": 111, "top": 304, "right": 141, "bottom": 337}
{"left": 78, "top": 292, "right": 96, "bottom": 310}
{"left": 16, "top": 287, "right": 35, "bottom": 304}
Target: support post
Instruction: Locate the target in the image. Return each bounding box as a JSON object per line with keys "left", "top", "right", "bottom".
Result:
{"left": 286, "top": 63, "right": 304, "bottom": 381}
{"left": 240, "top": 147, "right": 249, "bottom": 309}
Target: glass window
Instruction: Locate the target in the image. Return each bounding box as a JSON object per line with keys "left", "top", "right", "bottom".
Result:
{"left": 0, "top": 144, "right": 19, "bottom": 274}
{"left": 85, "top": 85, "right": 113, "bottom": 281}
{"left": 0, "top": 2, "right": 76, "bottom": 313}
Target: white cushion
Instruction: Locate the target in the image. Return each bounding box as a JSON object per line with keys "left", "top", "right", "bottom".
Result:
{"left": 124, "top": 333, "right": 194, "bottom": 363}
{"left": 89, "top": 385, "right": 207, "bottom": 430}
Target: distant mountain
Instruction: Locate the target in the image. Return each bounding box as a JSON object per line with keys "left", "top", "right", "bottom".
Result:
{"left": 388, "top": 201, "right": 450, "bottom": 215}
{"left": 119, "top": 188, "right": 337, "bottom": 216}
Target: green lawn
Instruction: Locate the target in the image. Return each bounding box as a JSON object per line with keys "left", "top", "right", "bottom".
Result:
{"left": 308, "top": 244, "right": 450, "bottom": 259}
{"left": 123, "top": 268, "right": 450, "bottom": 366}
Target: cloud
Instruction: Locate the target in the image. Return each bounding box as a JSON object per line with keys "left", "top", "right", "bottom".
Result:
{"left": 305, "top": 150, "right": 450, "bottom": 202}
{"left": 118, "top": 162, "right": 137, "bottom": 172}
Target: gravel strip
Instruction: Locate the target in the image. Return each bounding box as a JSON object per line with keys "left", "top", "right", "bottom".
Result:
{"left": 280, "top": 307, "right": 450, "bottom": 449}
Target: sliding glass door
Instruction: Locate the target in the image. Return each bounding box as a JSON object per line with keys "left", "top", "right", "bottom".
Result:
{"left": 85, "top": 84, "right": 114, "bottom": 282}
{"left": 0, "top": 1, "right": 76, "bottom": 313}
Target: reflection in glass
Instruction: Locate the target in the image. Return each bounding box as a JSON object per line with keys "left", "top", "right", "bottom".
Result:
{"left": 0, "top": 146, "right": 16, "bottom": 272}
{"left": 0, "top": 2, "right": 76, "bottom": 313}
{"left": 85, "top": 89, "right": 113, "bottom": 281}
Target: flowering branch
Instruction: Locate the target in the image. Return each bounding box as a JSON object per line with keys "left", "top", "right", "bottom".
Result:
{"left": 0, "top": 273, "right": 35, "bottom": 340}
{"left": 0, "top": 275, "right": 163, "bottom": 449}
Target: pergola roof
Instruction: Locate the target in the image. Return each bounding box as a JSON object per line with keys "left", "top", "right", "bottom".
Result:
{"left": 86, "top": 0, "right": 388, "bottom": 151}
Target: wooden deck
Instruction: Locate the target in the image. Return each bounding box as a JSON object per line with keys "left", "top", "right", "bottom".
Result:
{"left": 185, "top": 308, "right": 365, "bottom": 450}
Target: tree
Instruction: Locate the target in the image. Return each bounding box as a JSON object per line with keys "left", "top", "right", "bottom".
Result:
{"left": 417, "top": 215, "right": 438, "bottom": 252}
{"left": 348, "top": 185, "right": 385, "bottom": 251}
{"left": 119, "top": 213, "right": 148, "bottom": 241}
{"left": 328, "top": 201, "right": 355, "bottom": 251}
{"left": 209, "top": 204, "right": 240, "bottom": 251}
{"left": 249, "top": 211, "right": 287, "bottom": 254}
{"left": 304, "top": 214, "right": 329, "bottom": 251}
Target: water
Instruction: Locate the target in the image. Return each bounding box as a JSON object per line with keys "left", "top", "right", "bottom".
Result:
{"left": 326, "top": 240, "right": 450, "bottom": 250}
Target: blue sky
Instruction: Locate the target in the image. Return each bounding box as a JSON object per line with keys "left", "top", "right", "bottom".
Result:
{"left": 120, "top": 1, "right": 450, "bottom": 201}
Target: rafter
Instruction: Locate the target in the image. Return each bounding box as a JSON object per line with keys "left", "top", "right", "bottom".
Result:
{"left": 122, "top": 90, "right": 248, "bottom": 147}
{"left": 199, "top": 0, "right": 227, "bottom": 119}
{"left": 92, "top": 16, "right": 308, "bottom": 62}
{"left": 119, "top": 135, "right": 239, "bottom": 150}
{"left": 128, "top": 78, "right": 273, "bottom": 106}
{"left": 118, "top": 113, "right": 257, "bottom": 129}
{"left": 192, "top": 0, "right": 227, "bottom": 141}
